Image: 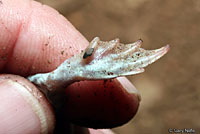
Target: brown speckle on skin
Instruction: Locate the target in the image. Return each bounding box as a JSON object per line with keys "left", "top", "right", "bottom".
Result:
{"left": 61, "top": 50, "right": 64, "bottom": 55}
{"left": 0, "top": 1, "right": 2, "bottom": 5}
{"left": 103, "top": 80, "right": 107, "bottom": 88}
{"left": 48, "top": 60, "right": 51, "bottom": 64}
{"left": 104, "top": 80, "right": 107, "bottom": 84}
{"left": 45, "top": 36, "right": 52, "bottom": 46}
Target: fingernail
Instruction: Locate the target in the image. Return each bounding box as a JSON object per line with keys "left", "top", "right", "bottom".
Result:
{"left": 116, "top": 77, "right": 141, "bottom": 102}
{"left": 0, "top": 78, "right": 54, "bottom": 134}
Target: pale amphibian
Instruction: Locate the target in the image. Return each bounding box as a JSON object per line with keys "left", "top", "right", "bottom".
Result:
{"left": 28, "top": 37, "right": 170, "bottom": 108}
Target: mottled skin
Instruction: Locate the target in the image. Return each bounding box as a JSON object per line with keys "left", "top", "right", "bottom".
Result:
{"left": 28, "top": 37, "right": 170, "bottom": 108}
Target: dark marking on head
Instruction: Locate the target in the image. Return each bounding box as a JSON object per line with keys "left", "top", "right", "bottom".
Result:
{"left": 83, "top": 48, "right": 94, "bottom": 59}
{"left": 0, "top": 1, "right": 2, "bottom": 4}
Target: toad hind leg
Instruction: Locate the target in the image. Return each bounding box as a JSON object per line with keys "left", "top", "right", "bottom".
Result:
{"left": 28, "top": 37, "right": 170, "bottom": 91}
{"left": 28, "top": 37, "right": 169, "bottom": 107}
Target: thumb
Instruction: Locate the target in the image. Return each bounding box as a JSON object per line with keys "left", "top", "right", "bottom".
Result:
{"left": 0, "top": 74, "right": 55, "bottom": 134}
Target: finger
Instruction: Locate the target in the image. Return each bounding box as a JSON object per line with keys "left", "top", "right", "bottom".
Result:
{"left": 0, "top": 0, "right": 88, "bottom": 75}
{"left": 0, "top": 74, "right": 55, "bottom": 134}
{"left": 64, "top": 77, "right": 141, "bottom": 128}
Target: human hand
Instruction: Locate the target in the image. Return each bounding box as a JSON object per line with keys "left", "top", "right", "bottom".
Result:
{"left": 0, "top": 0, "right": 140, "bottom": 133}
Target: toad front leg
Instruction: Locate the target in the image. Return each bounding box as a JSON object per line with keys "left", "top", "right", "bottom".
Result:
{"left": 28, "top": 37, "right": 169, "bottom": 107}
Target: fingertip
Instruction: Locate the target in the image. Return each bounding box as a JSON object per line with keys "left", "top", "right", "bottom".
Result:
{"left": 64, "top": 79, "right": 140, "bottom": 128}
{"left": 0, "top": 74, "right": 55, "bottom": 134}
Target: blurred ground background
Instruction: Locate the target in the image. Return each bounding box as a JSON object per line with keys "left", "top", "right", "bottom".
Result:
{"left": 36, "top": 0, "right": 200, "bottom": 133}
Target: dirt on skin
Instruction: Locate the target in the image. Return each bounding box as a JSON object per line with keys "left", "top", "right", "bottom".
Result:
{"left": 37, "top": 0, "right": 200, "bottom": 133}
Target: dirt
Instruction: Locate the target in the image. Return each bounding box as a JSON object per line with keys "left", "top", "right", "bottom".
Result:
{"left": 37, "top": 0, "right": 200, "bottom": 133}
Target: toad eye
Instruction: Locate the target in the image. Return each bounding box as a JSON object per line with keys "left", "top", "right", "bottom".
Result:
{"left": 83, "top": 48, "right": 94, "bottom": 59}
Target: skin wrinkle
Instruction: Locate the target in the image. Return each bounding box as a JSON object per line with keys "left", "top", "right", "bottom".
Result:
{"left": 24, "top": 11, "right": 39, "bottom": 75}
{"left": 3, "top": 22, "right": 23, "bottom": 72}
{"left": 19, "top": 0, "right": 37, "bottom": 74}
